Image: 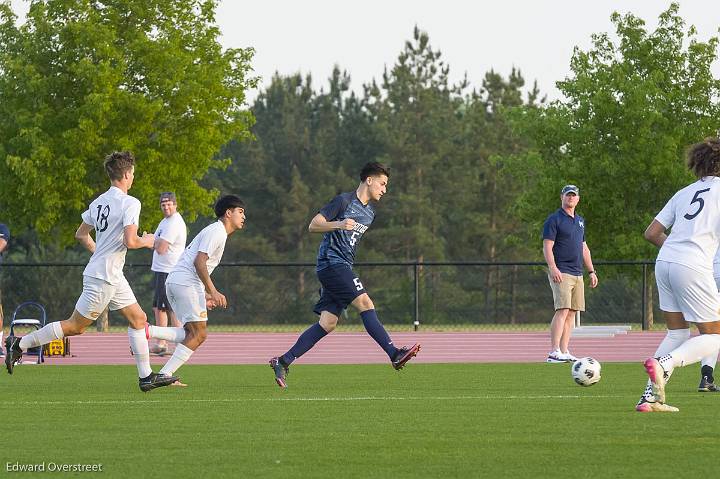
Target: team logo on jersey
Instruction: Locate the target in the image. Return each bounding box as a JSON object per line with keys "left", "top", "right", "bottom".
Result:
{"left": 351, "top": 223, "right": 369, "bottom": 234}
{"left": 579, "top": 220, "right": 584, "bottom": 228}
{"left": 200, "top": 311, "right": 208, "bottom": 318}
{"left": 90, "top": 312, "right": 100, "bottom": 319}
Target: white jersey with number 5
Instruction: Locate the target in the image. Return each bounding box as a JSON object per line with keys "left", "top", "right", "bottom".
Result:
{"left": 656, "top": 177, "right": 720, "bottom": 273}
{"left": 80, "top": 186, "right": 142, "bottom": 285}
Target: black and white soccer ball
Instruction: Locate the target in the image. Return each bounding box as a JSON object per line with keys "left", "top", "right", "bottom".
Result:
{"left": 571, "top": 357, "right": 601, "bottom": 387}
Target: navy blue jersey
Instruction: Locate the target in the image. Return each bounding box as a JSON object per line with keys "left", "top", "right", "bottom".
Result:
{"left": 542, "top": 209, "right": 585, "bottom": 275}
{"left": 316, "top": 192, "right": 375, "bottom": 271}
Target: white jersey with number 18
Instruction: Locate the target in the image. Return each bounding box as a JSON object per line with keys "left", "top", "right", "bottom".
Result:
{"left": 80, "top": 186, "right": 141, "bottom": 285}
{"left": 656, "top": 176, "right": 720, "bottom": 274}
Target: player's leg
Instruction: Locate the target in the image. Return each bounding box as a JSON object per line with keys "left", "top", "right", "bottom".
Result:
{"left": 698, "top": 277, "right": 720, "bottom": 392}
{"left": 156, "top": 283, "right": 207, "bottom": 381}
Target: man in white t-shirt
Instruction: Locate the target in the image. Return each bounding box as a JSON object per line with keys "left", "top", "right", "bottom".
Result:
{"left": 637, "top": 138, "right": 720, "bottom": 412}
{"left": 150, "top": 192, "right": 187, "bottom": 356}
{"left": 145, "top": 195, "right": 245, "bottom": 379}
{"left": 5, "top": 151, "right": 179, "bottom": 392}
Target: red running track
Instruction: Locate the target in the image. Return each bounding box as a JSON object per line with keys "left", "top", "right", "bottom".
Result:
{"left": 29, "top": 331, "right": 673, "bottom": 366}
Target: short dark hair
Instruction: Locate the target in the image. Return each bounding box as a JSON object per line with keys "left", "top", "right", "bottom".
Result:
{"left": 214, "top": 194, "right": 245, "bottom": 218}
{"left": 687, "top": 138, "right": 720, "bottom": 178}
{"left": 104, "top": 151, "right": 135, "bottom": 181}
{"left": 360, "top": 162, "right": 390, "bottom": 182}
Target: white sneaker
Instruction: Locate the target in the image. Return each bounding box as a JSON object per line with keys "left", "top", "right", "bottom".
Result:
{"left": 546, "top": 350, "right": 564, "bottom": 363}
{"left": 560, "top": 351, "right": 578, "bottom": 362}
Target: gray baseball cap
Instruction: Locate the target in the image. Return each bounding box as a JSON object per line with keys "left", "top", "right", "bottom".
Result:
{"left": 561, "top": 185, "right": 579, "bottom": 196}
{"left": 159, "top": 192, "right": 177, "bottom": 203}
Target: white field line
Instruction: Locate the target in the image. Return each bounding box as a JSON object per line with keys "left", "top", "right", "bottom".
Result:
{"left": 0, "top": 394, "right": 626, "bottom": 406}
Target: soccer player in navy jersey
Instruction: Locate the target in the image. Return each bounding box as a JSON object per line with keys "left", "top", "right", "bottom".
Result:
{"left": 269, "top": 162, "right": 420, "bottom": 388}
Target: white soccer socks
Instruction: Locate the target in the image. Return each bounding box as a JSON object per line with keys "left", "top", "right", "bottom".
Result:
{"left": 159, "top": 343, "right": 194, "bottom": 376}
{"left": 128, "top": 327, "right": 153, "bottom": 378}
{"left": 18, "top": 321, "right": 64, "bottom": 351}
{"left": 147, "top": 325, "right": 186, "bottom": 343}
{"left": 661, "top": 334, "right": 720, "bottom": 372}
{"left": 640, "top": 329, "right": 690, "bottom": 402}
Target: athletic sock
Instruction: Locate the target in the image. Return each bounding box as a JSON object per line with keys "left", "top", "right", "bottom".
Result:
{"left": 281, "top": 322, "right": 328, "bottom": 365}
{"left": 361, "top": 309, "right": 399, "bottom": 359}
{"left": 640, "top": 329, "right": 689, "bottom": 402}
{"left": 663, "top": 334, "right": 720, "bottom": 371}
{"left": 128, "top": 327, "right": 152, "bottom": 378}
{"left": 159, "top": 343, "right": 194, "bottom": 376}
{"left": 147, "top": 325, "right": 186, "bottom": 343}
{"left": 19, "top": 321, "right": 64, "bottom": 351}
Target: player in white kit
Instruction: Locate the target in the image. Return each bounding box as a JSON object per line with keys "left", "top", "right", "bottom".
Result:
{"left": 5, "top": 151, "right": 179, "bottom": 391}
{"left": 145, "top": 195, "right": 245, "bottom": 380}
{"left": 637, "top": 138, "right": 720, "bottom": 412}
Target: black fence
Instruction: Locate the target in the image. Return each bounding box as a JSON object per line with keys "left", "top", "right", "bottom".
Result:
{"left": 0, "top": 261, "right": 660, "bottom": 330}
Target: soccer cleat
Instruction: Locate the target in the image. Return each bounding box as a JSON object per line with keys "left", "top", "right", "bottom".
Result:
{"left": 546, "top": 350, "right": 565, "bottom": 363}
{"left": 5, "top": 336, "right": 23, "bottom": 375}
{"left": 643, "top": 357, "right": 667, "bottom": 404}
{"left": 635, "top": 398, "right": 679, "bottom": 413}
{"left": 392, "top": 343, "right": 421, "bottom": 370}
{"left": 139, "top": 372, "right": 179, "bottom": 392}
{"left": 269, "top": 357, "right": 289, "bottom": 388}
{"left": 698, "top": 376, "right": 720, "bottom": 392}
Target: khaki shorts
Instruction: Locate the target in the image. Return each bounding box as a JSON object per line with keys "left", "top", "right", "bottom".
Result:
{"left": 548, "top": 273, "right": 585, "bottom": 311}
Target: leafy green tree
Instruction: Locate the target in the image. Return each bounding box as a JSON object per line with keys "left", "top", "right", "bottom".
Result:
{"left": 506, "top": 3, "right": 720, "bottom": 260}
{"left": 0, "top": 0, "right": 256, "bottom": 243}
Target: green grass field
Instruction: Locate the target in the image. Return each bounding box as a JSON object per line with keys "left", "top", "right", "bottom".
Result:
{"left": 0, "top": 363, "right": 715, "bottom": 478}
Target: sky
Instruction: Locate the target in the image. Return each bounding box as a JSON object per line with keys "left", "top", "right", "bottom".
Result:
{"left": 9, "top": 0, "right": 720, "bottom": 102}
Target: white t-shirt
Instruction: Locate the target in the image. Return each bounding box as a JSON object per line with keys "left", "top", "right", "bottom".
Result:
{"left": 167, "top": 221, "right": 228, "bottom": 288}
{"left": 656, "top": 177, "right": 720, "bottom": 274}
{"left": 713, "top": 246, "right": 720, "bottom": 279}
{"left": 81, "top": 186, "right": 141, "bottom": 285}
{"left": 151, "top": 213, "right": 187, "bottom": 273}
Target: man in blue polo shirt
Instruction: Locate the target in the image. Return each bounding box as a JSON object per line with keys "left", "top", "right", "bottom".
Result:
{"left": 542, "top": 185, "right": 598, "bottom": 363}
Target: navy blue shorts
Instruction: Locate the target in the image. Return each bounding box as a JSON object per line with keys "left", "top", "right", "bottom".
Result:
{"left": 152, "top": 272, "right": 172, "bottom": 312}
{"left": 313, "top": 264, "right": 366, "bottom": 316}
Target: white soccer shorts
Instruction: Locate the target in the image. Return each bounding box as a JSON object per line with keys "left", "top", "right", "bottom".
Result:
{"left": 166, "top": 282, "right": 208, "bottom": 324}
{"left": 75, "top": 275, "right": 137, "bottom": 320}
{"left": 656, "top": 260, "right": 720, "bottom": 323}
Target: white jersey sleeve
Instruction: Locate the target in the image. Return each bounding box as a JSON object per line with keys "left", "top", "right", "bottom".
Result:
{"left": 657, "top": 177, "right": 720, "bottom": 273}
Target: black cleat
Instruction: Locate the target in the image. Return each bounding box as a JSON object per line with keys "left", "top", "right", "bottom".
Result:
{"left": 269, "top": 357, "right": 289, "bottom": 389}
{"left": 5, "top": 336, "right": 23, "bottom": 375}
{"left": 139, "top": 372, "right": 179, "bottom": 392}
{"left": 698, "top": 375, "right": 720, "bottom": 392}
{"left": 392, "top": 343, "right": 421, "bottom": 370}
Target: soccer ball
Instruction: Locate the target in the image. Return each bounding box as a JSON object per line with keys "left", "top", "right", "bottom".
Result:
{"left": 571, "top": 357, "right": 601, "bottom": 387}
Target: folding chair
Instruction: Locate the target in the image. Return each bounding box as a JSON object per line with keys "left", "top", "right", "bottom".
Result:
{"left": 9, "top": 301, "right": 47, "bottom": 364}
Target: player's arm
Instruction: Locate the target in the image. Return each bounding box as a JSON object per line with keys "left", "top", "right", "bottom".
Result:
{"left": 194, "top": 252, "right": 227, "bottom": 308}
{"left": 643, "top": 220, "right": 667, "bottom": 248}
{"left": 308, "top": 213, "right": 356, "bottom": 233}
{"left": 123, "top": 224, "right": 154, "bottom": 250}
{"left": 75, "top": 222, "right": 96, "bottom": 253}
{"left": 154, "top": 237, "right": 170, "bottom": 254}
{"left": 542, "top": 239, "right": 562, "bottom": 283}
{"left": 582, "top": 242, "right": 598, "bottom": 288}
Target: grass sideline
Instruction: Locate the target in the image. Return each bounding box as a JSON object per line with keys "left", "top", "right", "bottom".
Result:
{"left": 0, "top": 363, "right": 714, "bottom": 478}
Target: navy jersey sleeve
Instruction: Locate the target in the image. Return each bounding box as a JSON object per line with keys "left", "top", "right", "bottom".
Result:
{"left": 542, "top": 215, "right": 557, "bottom": 241}
{"left": 319, "top": 195, "right": 349, "bottom": 221}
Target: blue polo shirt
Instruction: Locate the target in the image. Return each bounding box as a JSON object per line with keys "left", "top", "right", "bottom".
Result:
{"left": 542, "top": 209, "right": 585, "bottom": 276}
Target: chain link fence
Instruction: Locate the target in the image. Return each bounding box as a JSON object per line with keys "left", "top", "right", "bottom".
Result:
{"left": 0, "top": 261, "right": 659, "bottom": 330}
